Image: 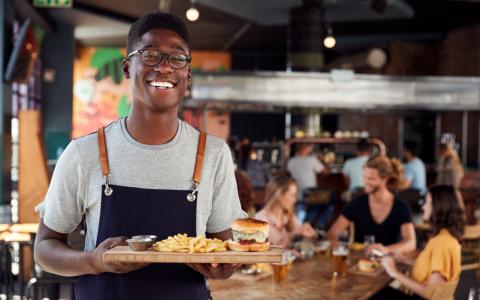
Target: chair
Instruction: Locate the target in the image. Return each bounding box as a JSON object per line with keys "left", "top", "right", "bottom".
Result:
{"left": 425, "top": 280, "right": 459, "bottom": 300}
{"left": 24, "top": 273, "right": 77, "bottom": 300}
{"left": 303, "top": 187, "right": 334, "bottom": 228}
{"left": 461, "top": 225, "right": 480, "bottom": 271}
{"left": 397, "top": 188, "right": 423, "bottom": 214}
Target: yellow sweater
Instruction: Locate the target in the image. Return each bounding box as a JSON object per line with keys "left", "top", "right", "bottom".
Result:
{"left": 411, "top": 229, "right": 461, "bottom": 284}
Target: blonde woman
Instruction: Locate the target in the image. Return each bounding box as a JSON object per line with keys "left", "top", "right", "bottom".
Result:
{"left": 255, "top": 173, "right": 317, "bottom": 248}
{"left": 436, "top": 143, "right": 464, "bottom": 188}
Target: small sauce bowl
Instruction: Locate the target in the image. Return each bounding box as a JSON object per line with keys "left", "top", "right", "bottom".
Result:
{"left": 127, "top": 238, "right": 153, "bottom": 251}
{"left": 131, "top": 235, "right": 157, "bottom": 244}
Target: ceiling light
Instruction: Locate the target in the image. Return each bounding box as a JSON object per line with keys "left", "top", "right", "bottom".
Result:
{"left": 323, "top": 27, "right": 336, "bottom": 49}
{"left": 186, "top": 0, "right": 199, "bottom": 22}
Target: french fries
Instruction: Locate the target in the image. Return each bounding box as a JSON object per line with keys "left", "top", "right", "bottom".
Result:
{"left": 152, "top": 233, "right": 227, "bottom": 253}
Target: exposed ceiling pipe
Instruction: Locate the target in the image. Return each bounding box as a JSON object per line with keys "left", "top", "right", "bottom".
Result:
{"left": 158, "top": 0, "right": 172, "bottom": 12}
{"left": 14, "top": 0, "right": 55, "bottom": 33}
{"left": 222, "top": 22, "right": 251, "bottom": 51}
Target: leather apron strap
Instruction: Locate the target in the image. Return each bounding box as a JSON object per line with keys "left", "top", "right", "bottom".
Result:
{"left": 97, "top": 127, "right": 207, "bottom": 196}
{"left": 97, "top": 127, "right": 109, "bottom": 177}
{"left": 193, "top": 131, "right": 207, "bottom": 184}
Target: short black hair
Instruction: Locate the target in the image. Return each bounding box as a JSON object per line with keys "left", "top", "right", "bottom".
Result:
{"left": 127, "top": 11, "right": 190, "bottom": 54}
{"left": 357, "top": 139, "right": 370, "bottom": 153}
{"left": 404, "top": 140, "right": 420, "bottom": 156}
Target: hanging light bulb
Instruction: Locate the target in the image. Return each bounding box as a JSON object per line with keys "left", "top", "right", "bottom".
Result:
{"left": 323, "top": 27, "right": 336, "bottom": 49}
{"left": 186, "top": 0, "right": 199, "bottom": 22}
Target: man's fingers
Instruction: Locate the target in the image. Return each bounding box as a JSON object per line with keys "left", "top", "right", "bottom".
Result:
{"left": 111, "top": 262, "right": 149, "bottom": 273}
{"left": 101, "top": 237, "right": 127, "bottom": 249}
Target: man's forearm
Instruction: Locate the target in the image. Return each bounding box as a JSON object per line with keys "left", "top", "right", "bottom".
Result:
{"left": 35, "top": 239, "right": 95, "bottom": 277}
{"left": 385, "top": 238, "right": 415, "bottom": 254}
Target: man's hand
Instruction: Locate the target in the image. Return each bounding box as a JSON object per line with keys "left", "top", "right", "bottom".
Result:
{"left": 366, "top": 243, "right": 389, "bottom": 255}
{"left": 187, "top": 263, "right": 241, "bottom": 279}
{"left": 301, "top": 223, "right": 317, "bottom": 239}
{"left": 88, "top": 237, "right": 149, "bottom": 274}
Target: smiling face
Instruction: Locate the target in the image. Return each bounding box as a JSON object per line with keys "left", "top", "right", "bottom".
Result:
{"left": 278, "top": 183, "right": 298, "bottom": 212}
{"left": 363, "top": 167, "right": 387, "bottom": 194}
{"left": 122, "top": 28, "right": 191, "bottom": 114}
{"left": 422, "top": 193, "right": 433, "bottom": 221}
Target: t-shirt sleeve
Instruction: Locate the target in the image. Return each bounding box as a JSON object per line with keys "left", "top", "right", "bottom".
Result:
{"left": 397, "top": 200, "right": 413, "bottom": 225}
{"left": 430, "top": 241, "right": 455, "bottom": 280}
{"left": 341, "top": 198, "right": 360, "bottom": 221}
{"left": 403, "top": 164, "right": 414, "bottom": 181}
{"left": 312, "top": 156, "right": 324, "bottom": 173}
{"left": 286, "top": 159, "right": 293, "bottom": 174}
{"left": 207, "top": 142, "right": 247, "bottom": 233}
{"left": 43, "top": 140, "right": 86, "bottom": 234}
{"left": 342, "top": 160, "right": 350, "bottom": 175}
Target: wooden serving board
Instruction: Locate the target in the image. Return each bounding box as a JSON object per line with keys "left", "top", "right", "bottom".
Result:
{"left": 103, "top": 246, "right": 284, "bottom": 264}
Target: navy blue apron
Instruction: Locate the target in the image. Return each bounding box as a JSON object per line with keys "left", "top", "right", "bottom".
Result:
{"left": 75, "top": 127, "right": 210, "bottom": 300}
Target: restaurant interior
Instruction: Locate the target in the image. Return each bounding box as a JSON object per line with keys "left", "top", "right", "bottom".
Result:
{"left": 0, "top": 0, "right": 480, "bottom": 299}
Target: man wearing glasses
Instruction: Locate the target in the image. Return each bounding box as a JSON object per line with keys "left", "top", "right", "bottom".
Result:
{"left": 34, "top": 12, "right": 245, "bottom": 299}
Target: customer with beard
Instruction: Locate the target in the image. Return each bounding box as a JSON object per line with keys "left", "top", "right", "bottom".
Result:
{"left": 327, "top": 155, "right": 416, "bottom": 255}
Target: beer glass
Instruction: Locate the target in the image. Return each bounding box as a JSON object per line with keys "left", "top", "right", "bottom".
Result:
{"left": 332, "top": 244, "right": 349, "bottom": 277}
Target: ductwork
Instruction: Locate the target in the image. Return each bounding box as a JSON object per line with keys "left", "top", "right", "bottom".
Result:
{"left": 190, "top": 72, "right": 480, "bottom": 110}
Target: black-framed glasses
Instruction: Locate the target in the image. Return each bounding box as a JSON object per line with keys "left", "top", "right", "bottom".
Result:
{"left": 127, "top": 49, "right": 191, "bottom": 69}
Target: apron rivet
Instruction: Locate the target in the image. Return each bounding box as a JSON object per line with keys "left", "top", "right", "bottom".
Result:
{"left": 186, "top": 193, "right": 196, "bottom": 202}
{"left": 104, "top": 186, "right": 113, "bottom": 196}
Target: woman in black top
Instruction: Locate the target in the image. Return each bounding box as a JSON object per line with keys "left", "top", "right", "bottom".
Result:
{"left": 327, "top": 156, "right": 416, "bottom": 255}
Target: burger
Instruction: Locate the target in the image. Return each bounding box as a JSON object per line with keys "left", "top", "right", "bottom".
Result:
{"left": 357, "top": 258, "right": 380, "bottom": 273}
{"left": 227, "top": 218, "right": 270, "bottom": 252}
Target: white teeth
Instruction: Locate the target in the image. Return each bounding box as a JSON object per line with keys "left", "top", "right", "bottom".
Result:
{"left": 148, "top": 81, "right": 174, "bottom": 88}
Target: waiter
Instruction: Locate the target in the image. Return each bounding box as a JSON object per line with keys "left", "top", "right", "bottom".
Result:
{"left": 34, "top": 11, "right": 245, "bottom": 299}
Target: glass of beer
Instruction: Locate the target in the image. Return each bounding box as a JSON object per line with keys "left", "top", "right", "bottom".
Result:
{"left": 272, "top": 263, "right": 289, "bottom": 284}
{"left": 332, "top": 244, "right": 349, "bottom": 277}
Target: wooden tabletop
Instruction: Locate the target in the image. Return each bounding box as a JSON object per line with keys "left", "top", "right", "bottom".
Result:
{"left": 0, "top": 224, "right": 10, "bottom": 232}
{"left": 9, "top": 223, "right": 39, "bottom": 233}
{"left": 0, "top": 231, "right": 32, "bottom": 242}
{"left": 0, "top": 223, "right": 39, "bottom": 234}
{"left": 415, "top": 223, "right": 480, "bottom": 239}
{"left": 209, "top": 253, "right": 393, "bottom": 300}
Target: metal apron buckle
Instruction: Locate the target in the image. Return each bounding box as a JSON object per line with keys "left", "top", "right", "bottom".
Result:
{"left": 186, "top": 182, "right": 199, "bottom": 202}
{"left": 103, "top": 175, "right": 113, "bottom": 196}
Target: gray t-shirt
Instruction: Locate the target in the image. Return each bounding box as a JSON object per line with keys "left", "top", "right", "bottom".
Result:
{"left": 40, "top": 118, "right": 245, "bottom": 251}
{"left": 286, "top": 155, "right": 324, "bottom": 196}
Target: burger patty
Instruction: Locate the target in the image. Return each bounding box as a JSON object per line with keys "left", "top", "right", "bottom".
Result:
{"left": 238, "top": 239, "right": 268, "bottom": 245}
{"left": 232, "top": 229, "right": 268, "bottom": 243}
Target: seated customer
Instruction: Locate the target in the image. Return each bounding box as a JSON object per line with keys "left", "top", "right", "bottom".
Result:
{"left": 377, "top": 185, "right": 464, "bottom": 299}
{"left": 256, "top": 173, "right": 317, "bottom": 248}
{"left": 403, "top": 140, "right": 427, "bottom": 196}
{"left": 234, "top": 170, "right": 256, "bottom": 218}
{"left": 342, "top": 139, "right": 370, "bottom": 193}
{"left": 327, "top": 155, "right": 416, "bottom": 254}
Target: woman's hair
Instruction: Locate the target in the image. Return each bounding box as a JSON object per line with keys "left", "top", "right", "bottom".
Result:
{"left": 439, "top": 143, "right": 464, "bottom": 177}
{"left": 429, "top": 185, "right": 465, "bottom": 241}
{"left": 235, "top": 170, "right": 255, "bottom": 212}
{"left": 365, "top": 155, "right": 406, "bottom": 191}
{"left": 263, "top": 173, "right": 297, "bottom": 231}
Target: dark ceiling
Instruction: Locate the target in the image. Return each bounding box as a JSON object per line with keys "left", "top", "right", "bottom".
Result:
{"left": 32, "top": 0, "right": 480, "bottom": 70}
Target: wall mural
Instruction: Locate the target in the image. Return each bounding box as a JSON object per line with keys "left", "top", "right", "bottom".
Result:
{"left": 73, "top": 48, "right": 230, "bottom": 138}
{"left": 73, "top": 47, "right": 131, "bottom": 138}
